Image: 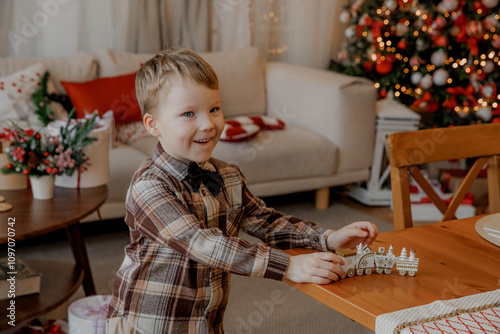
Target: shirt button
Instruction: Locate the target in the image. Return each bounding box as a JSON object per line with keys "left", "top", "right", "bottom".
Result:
{"left": 313, "top": 236, "right": 319, "bottom": 242}
{"left": 201, "top": 189, "right": 207, "bottom": 196}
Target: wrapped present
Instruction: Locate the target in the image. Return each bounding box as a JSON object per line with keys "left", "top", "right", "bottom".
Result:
{"left": 47, "top": 117, "right": 110, "bottom": 189}
{"left": 440, "top": 169, "right": 488, "bottom": 206}
{"left": 68, "top": 295, "right": 111, "bottom": 334}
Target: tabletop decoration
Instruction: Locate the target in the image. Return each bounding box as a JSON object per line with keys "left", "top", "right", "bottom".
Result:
{"left": 1, "top": 110, "right": 98, "bottom": 199}
{"left": 375, "top": 289, "right": 500, "bottom": 334}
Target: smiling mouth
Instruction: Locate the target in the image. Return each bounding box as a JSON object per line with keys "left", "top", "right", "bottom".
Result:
{"left": 194, "top": 138, "right": 212, "bottom": 143}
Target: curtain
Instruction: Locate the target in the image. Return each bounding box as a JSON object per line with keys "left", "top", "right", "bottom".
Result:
{"left": 0, "top": 0, "right": 250, "bottom": 57}
{"left": 0, "top": 0, "right": 344, "bottom": 69}
{"left": 249, "top": 0, "right": 347, "bottom": 69}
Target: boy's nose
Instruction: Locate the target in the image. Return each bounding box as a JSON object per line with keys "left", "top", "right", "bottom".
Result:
{"left": 199, "top": 114, "right": 216, "bottom": 131}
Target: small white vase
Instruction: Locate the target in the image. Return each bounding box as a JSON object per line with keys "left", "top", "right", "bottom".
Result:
{"left": 29, "top": 175, "right": 55, "bottom": 200}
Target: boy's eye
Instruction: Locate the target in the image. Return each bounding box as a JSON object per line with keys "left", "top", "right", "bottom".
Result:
{"left": 183, "top": 112, "right": 194, "bottom": 117}
{"left": 210, "top": 107, "right": 220, "bottom": 113}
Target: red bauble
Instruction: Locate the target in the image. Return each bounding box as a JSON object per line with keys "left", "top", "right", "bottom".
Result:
{"left": 379, "top": 89, "right": 387, "bottom": 98}
{"left": 376, "top": 60, "right": 393, "bottom": 75}
{"left": 363, "top": 60, "right": 374, "bottom": 72}
{"left": 466, "top": 20, "right": 483, "bottom": 38}
{"left": 434, "top": 35, "right": 448, "bottom": 47}
{"left": 397, "top": 40, "right": 407, "bottom": 49}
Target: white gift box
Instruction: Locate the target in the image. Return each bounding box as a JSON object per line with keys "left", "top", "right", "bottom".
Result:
{"left": 47, "top": 118, "right": 110, "bottom": 189}
{"left": 68, "top": 294, "right": 111, "bottom": 334}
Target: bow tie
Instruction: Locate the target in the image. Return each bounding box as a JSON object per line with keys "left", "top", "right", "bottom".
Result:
{"left": 186, "top": 161, "right": 224, "bottom": 196}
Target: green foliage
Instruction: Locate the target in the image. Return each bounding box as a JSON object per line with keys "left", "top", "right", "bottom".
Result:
{"left": 332, "top": 0, "right": 500, "bottom": 127}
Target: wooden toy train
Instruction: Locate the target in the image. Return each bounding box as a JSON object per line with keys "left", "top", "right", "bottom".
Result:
{"left": 336, "top": 244, "right": 419, "bottom": 278}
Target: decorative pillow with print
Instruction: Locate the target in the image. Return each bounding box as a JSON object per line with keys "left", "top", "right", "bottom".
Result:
{"left": 115, "top": 121, "right": 152, "bottom": 144}
{"left": 0, "top": 62, "right": 46, "bottom": 132}
{"left": 220, "top": 115, "right": 286, "bottom": 142}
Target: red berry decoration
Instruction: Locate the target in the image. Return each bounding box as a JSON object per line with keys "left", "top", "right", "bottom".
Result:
{"left": 6, "top": 163, "right": 13, "bottom": 169}
{"left": 23, "top": 169, "right": 29, "bottom": 175}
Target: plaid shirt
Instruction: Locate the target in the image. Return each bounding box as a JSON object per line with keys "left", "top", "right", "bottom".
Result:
{"left": 107, "top": 143, "right": 332, "bottom": 333}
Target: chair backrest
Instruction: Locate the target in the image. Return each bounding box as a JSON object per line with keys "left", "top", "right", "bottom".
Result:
{"left": 386, "top": 123, "right": 500, "bottom": 230}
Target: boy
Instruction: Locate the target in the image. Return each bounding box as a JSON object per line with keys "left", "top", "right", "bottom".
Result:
{"left": 106, "top": 48, "right": 378, "bottom": 334}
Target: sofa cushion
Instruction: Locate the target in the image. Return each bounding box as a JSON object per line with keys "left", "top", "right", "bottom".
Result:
{"left": 94, "top": 47, "right": 266, "bottom": 118}
{"left": 0, "top": 63, "right": 46, "bottom": 131}
{"left": 213, "top": 126, "right": 338, "bottom": 184}
{"left": 61, "top": 72, "right": 142, "bottom": 123}
{"left": 0, "top": 52, "right": 98, "bottom": 94}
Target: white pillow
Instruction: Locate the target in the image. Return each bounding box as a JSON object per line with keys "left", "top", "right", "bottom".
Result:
{"left": 0, "top": 62, "right": 46, "bottom": 131}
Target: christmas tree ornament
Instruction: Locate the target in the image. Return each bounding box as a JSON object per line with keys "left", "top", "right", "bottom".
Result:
{"left": 416, "top": 38, "right": 426, "bottom": 51}
{"left": 363, "top": 60, "right": 374, "bottom": 72}
{"left": 482, "top": 60, "right": 495, "bottom": 73}
{"left": 337, "top": 50, "right": 349, "bottom": 62}
{"left": 432, "top": 16, "right": 447, "bottom": 30}
{"left": 466, "top": 20, "right": 483, "bottom": 38}
{"left": 410, "top": 56, "right": 423, "bottom": 67}
{"left": 477, "top": 106, "right": 493, "bottom": 121}
{"left": 484, "top": 15, "right": 499, "bottom": 30}
{"left": 450, "top": 25, "right": 461, "bottom": 36}
{"left": 411, "top": 72, "right": 423, "bottom": 85}
{"left": 420, "top": 74, "right": 433, "bottom": 89}
{"left": 340, "top": 11, "right": 351, "bottom": 23}
{"left": 358, "top": 13, "right": 370, "bottom": 26}
{"left": 492, "top": 35, "right": 500, "bottom": 48}
{"left": 376, "top": 59, "right": 393, "bottom": 75}
{"left": 431, "top": 50, "right": 447, "bottom": 66}
{"left": 396, "top": 20, "right": 409, "bottom": 36}
{"left": 482, "top": 0, "right": 499, "bottom": 8}
{"left": 397, "top": 39, "right": 407, "bottom": 50}
{"left": 437, "top": 0, "right": 459, "bottom": 12}
{"left": 384, "top": 0, "right": 398, "bottom": 11}
{"left": 345, "top": 26, "right": 356, "bottom": 39}
{"left": 433, "top": 69, "right": 449, "bottom": 86}
{"left": 351, "top": 0, "right": 365, "bottom": 13}
{"left": 480, "top": 83, "right": 497, "bottom": 99}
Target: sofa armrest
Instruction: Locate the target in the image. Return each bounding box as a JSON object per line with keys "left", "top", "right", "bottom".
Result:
{"left": 265, "top": 61, "right": 377, "bottom": 174}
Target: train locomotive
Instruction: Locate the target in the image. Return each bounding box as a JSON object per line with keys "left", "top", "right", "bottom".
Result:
{"left": 336, "top": 244, "right": 419, "bottom": 278}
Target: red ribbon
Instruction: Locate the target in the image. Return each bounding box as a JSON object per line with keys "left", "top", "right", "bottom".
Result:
{"left": 445, "top": 85, "right": 477, "bottom": 109}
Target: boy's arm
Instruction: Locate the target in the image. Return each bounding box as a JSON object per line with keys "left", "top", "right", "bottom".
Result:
{"left": 238, "top": 169, "right": 335, "bottom": 251}
{"left": 128, "top": 176, "right": 289, "bottom": 281}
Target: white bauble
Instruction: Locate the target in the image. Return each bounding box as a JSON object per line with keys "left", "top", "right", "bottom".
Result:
{"left": 484, "top": 15, "right": 500, "bottom": 30}
{"left": 420, "top": 74, "right": 433, "bottom": 89}
{"left": 433, "top": 69, "right": 449, "bottom": 86}
{"left": 340, "top": 11, "right": 351, "bottom": 23}
{"left": 431, "top": 50, "right": 447, "bottom": 66}
{"left": 438, "top": 0, "right": 459, "bottom": 12}
{"left": 482, "top": 60, "right": 495, "bottom": 73}
{"left": 359, "top": 13, "right": 370, "bottom": 26}
{"left": 482, "top": 0, "right": 499, "bottom": 8}
{"left": 345, "top": 26, "right": 356, "bottom": 39}
{"left": 396, "top": 22, "right": 409, "bottom": 36}
{"left": 411, "top": 72, "right": 423, "bottom": 85}
{"left": 476, "top": 107, "right": 493, "bottom": 121}
{"left": 416, "top": 38, "right": 426, "bottom": 51}
{"left": 384, "top": 0, "right": 398, "bottom": 11}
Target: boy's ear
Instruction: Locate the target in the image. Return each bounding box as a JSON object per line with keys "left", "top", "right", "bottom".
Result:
{"left": 143, "top": 113, "right": 161, "bottom": 137}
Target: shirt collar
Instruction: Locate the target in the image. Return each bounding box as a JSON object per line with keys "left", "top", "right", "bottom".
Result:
{"left": 152, "top": 142, "right": 217, "bottom": 181}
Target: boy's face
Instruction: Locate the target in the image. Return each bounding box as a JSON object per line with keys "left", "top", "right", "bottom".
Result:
{"left": 144, "top": 78, "right": 224, "bottom": 164}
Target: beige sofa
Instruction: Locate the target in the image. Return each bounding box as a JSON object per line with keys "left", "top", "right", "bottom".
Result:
{"left": 0, "top": 47, "right": 376, "bottom": 221}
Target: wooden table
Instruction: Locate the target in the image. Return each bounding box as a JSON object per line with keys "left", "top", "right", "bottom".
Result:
{"left": 0, "top": 185, "right": 107, "bottom": 330}
{"left": 284, "top": 215, "right": 500, "bottom": 331}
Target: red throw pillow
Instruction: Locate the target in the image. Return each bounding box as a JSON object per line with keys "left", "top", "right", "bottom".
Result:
{"left": 61, "top": 72, "right": 142, "bottom": 124}
{"left": 220, "top": 123, "right": 260, "bottom": 142}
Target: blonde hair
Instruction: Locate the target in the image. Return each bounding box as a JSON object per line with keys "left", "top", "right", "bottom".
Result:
{"left": 135, "top": 47, "right": 219, "bottom": 116}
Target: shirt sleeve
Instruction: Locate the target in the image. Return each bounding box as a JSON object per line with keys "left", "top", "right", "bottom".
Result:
{"left": 127, "top": 174, "right": 289, "bottom": 281}
{"left": 237, "top": 168, "right": 335, "bottom": 251}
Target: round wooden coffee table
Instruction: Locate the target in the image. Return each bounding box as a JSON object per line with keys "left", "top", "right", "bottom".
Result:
{"left": 0, "top": 185, "right": 107, "bottom": 330}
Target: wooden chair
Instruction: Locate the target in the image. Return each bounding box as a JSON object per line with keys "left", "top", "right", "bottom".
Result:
{"left": 386, "top": 122, "right": 500, "bottom": 230}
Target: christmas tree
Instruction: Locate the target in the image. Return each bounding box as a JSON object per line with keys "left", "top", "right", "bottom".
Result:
{"left": 331, "top": 0, "right": 500, "bottom": 127}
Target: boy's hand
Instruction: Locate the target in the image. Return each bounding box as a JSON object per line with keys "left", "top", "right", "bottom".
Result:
{"left": 284, "top": 252, "right": 344, "bottom": 284}
{"left": 327, "top": 221, "right": 378, "bottom": 250}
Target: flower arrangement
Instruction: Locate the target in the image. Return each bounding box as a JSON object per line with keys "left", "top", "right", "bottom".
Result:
{"left": 1, "top": 110, "right": 98, "bottom": 178}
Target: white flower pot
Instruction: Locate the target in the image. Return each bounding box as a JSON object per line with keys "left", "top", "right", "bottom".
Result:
{"left": 29, "top": 175, "right": 55, "bottom": 200}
